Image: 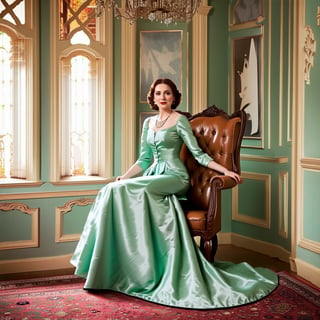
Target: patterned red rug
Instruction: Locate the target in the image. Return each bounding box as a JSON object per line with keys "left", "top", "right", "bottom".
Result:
{"left": 0, "top": 272, "right": 319, "bottom": 319}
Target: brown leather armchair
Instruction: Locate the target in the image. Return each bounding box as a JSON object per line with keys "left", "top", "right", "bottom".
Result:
{"left": 180, "top": 105, "right": 247, "bottom": 262}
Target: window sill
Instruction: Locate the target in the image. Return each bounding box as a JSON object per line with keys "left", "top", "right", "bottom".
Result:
{"left": 51, "top": 176, "right": 115, "bottom": 186}
{"left": 0, "top": 179, "right": 44, "bottom": 188}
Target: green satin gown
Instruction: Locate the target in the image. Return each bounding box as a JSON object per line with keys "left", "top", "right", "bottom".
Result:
{"left": 71, "top": 115, "right": 278, "bottom": 309}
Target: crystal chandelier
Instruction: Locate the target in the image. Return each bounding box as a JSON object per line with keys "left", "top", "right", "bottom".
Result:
{"left": 96, "top": 0, "right": 201, "bottom": 25}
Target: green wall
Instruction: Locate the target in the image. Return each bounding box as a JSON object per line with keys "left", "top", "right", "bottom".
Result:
{"left": 1, "top": 0, "right": 319, "bottom": 278}
{"left": 297, "top": 0, "right": 320, "bottom": 269}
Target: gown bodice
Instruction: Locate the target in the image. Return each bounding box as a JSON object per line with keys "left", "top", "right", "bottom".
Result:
{"left": 135, "top": 115, "right": 212, "bottom": 183}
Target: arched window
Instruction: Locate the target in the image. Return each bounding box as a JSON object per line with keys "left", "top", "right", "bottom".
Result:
{"left": 0, "top": 1, "right": 39, "bottom": 184}
{"left": 50, "top": 0, "right": 113, "bottom": 182}
{"left": 60, "top": 53, "right": 101, "bottom": 177}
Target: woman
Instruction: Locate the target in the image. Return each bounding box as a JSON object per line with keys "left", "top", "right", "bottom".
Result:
{"left": 71, "top": 79, "right": 278, "bottom": 309}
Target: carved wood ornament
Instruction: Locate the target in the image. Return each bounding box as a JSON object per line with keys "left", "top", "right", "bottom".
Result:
{"left": 304, "top": 25, "right": 316, "bottom": 85}
{"left": 55, "top": 198, "right": 94, "bottom": 243}
{"left": 0, "top": 202, "right": 39, "bottom": 249}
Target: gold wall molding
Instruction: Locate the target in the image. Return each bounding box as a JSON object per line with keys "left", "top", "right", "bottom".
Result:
{"left": 278, "top": 171, "right": 289, "bottom": 238}
{"left": 300, "top": 157, "right": 320, "bottom": 170}
{"left": 0, "top": 254, "right": 73, "bottom": 275}
{"left": 191, "top": 1, "right": 212, "bottom": 114}
{"left": 218, "top": 232, "right": 290, "bottom": 263}
{"left": 55, "top": 198, "right": 94, "bottom": 243}
{"left": 291, "top": 0, "right": 305, "bottom": 276}
{"left": 241, "top": 154, "right": 288, "bottom": 163}
{"left": 0, "top": 189, "right": 99, "bottom": 201}
{"left": 232, "top": 172, "right": 271, "bottom": 229}
{"left": 121, "top": 12, "right": 137, "bottom": 173}
{"left": 266, "top": 0, "right": 272, "bottom": 149}
{"left": 287, "top": 0, "right": 293, "bottom": 142}
{"left": 278, "top": 0, "right": 284, "bottom": 146}
{"left": 0, "top": 202, "right": 39, "bottom": 250}
{"left": 299, "top": 238, "right": 320, "bottom": 255}
{"left": 229, "top": 19, "right": 263, "bottom": 32}
{"left": 277, "top": 0, "right": 294, "bottom": 145}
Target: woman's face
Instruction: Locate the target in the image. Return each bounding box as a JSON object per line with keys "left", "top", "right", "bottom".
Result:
{"left": 154, "top": 83, "right": 175, "bottom": 109}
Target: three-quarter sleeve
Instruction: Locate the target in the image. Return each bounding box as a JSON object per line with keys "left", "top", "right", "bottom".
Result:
{"left": 176, "top": 115, "right": 213, "bottom": 167}
{"left": 135, "top": 118, "right": 153, "bottom": 171}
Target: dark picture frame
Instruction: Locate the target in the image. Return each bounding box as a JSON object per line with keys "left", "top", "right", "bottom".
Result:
{"left": 233, "top": 35, "right": 262, "bottom": 138}
{"left": 140, "top": 30, "right": 183, "bottom": 103}
{"left": 233, "top": 0, "right": 263, "bottom": 25}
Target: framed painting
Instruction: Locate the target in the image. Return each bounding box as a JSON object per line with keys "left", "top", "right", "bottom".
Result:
{"left": 233, "top": 35, "right": 262, "bottom": 139}
{"left": 233, "top": 0, "right": 263, "bottom": 25}
{"left": 140, "top": 30, "right": 183, "bottom": 103}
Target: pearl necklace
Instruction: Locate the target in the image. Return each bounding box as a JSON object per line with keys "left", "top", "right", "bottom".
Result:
{"left": 155, "top": 112, "right": 172, "bottom": 128}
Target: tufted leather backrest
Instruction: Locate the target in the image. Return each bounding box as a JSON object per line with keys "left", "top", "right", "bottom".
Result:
{"left": 180, "top": 106, "right": 246, "bottom": 210}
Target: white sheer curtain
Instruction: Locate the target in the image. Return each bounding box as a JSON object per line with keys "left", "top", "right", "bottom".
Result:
{"left": 60, "top": 54, "right": 99, "bottom": 177}
{"left": 12, "top": 38, "right": 27, "bottom": 178}
{"left": 0, "top": 32, "right": 12, "bottom": 179}
{"left": 0, "top": 32, "right": 27, "bottom": 179}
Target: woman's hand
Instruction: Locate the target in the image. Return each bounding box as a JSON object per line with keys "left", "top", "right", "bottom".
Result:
{"left": 115, "top": 164, "right": 143, "bottom": 182}
{"left": 207, "top": 160, "right": 242, "bottom": 183}
{"left": 224, "top": 170, "right": 242, "bottom": 183}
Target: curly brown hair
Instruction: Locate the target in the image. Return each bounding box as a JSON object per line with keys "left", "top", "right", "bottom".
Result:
{"left": 147, "top": 78, "right": 182, "bottom": 110}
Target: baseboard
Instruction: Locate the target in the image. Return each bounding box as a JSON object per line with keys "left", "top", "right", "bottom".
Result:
{"left": 218, "top": 232, "right": 291, "bottom": 263}
{"left": 0, "top": 254, "right": 73, "bottom": 275}
{"left": 295, "top": 258, "right": 320, "bottom": 288}
{"left": 0, "top": 233, "right": 292, "bottom": 276}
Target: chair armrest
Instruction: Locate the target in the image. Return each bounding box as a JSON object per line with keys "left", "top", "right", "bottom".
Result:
{"left": 203, "top": 175, "right": 239, "bottom": 235}
{"left": 210, "top": 175, "right": 238, "bottom": 190}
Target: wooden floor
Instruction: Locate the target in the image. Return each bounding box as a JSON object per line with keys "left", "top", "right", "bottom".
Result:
{"left": 215, "top": 244, "right": 291, "bottom": 272}
{"left": 0, "top": 244, "right": 292, "bottom": 281}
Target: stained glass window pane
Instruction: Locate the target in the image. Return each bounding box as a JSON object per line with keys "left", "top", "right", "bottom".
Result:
{"left": 59, "top": 0, "right": 97, "bottom": 40}
{"left": 0, "top": 0, "right": 25, "bottom": 25}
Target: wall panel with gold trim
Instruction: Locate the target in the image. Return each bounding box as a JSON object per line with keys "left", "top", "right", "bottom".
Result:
{"left": 0, "top": 202, "right": 39, "bottom": 250}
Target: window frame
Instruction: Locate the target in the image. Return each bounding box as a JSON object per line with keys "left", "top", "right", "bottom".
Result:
{"left": 50, "top": 1, "right": 113, "bottom": 184}
{"left": 0, "top": 0, "right": 40, "bottom": 188}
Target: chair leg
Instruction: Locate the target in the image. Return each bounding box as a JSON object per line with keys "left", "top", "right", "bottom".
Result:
{"left": 211, "top": 234, "right": 218, "bottom": 261}
{"left": 200, "top": 234, "right": 218, "bottom": 262}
